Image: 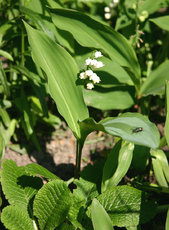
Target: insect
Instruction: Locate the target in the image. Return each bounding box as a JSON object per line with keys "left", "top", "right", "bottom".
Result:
{"left": 132, "top": 127, "right": 143, "bottom": 133}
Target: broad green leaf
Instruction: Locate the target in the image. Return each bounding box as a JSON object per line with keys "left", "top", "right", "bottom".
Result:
{"left": 138, "top": 0, "right": 169, "bottom": 14}
{"left": 26, "top": 0, "right": 74, "bottom": 53}
{"left": 24, "top": 21, "right": 89, "bottom": 139}
{"left": 141, "top": 60, "right": 169, "bottom": 96}
{"left": 33, "top": 180, "right": 72, "bottom": 230}
{"left": 0, "top": 134, "right": 5, "bottom": 168}
{"left": 150, "top": 16, "right": 169, "bottom": 31}
{"left": 165, "top": 81, "right": 169, "bottom": 147}
{"left": 26, "top": 163, "right": 59, "bottom": 180}
{"left": 1, "top": 159, "right": 43, "bottom": 212}
{"left": 84, "top": 86, "right": 135, "bottom": 110}
{"left": 151, "top": 149, "right": 169, "bottom": 187}
{"left": 96, "top": 185, "right": 157, "bottom": 227}
{"left": 0, "top": 60, "right": 10, "bottom": 97}
{"left": 1, "top": 206, "right": 35, "bottom": 230}
{"left": 91, "top": 199, "right": 114, "bottom": 230}
{"left": 79, "top": 112, "right": 160, "bottom": 149}
{"left": 132, "top": 145, "right": 150, "bottom": 172}
{"left": 102, "top": 140, "right": 134, "bottom": 192}
{"left": 50, "top": 8, "right": 141, "bottom": 89}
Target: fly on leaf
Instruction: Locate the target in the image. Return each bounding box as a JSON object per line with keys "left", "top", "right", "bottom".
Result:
{"left": 132, "top": 127, "right": 143, "bottom": 133}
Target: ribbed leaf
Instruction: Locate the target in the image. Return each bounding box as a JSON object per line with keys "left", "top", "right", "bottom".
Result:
{"left": 79, "top": 112, "right": 160, "bottom": 149}
{"left": 24, "top": 21, "right": 89, "bottom": 139}
{"left": 33, "top": 180, "right": 72, "bottom": 230}
{"left": 1, "top": 206, "right": 35, "bottom": 230}
{"left": 1, "top": 159, "right": 43, "bottom": 212}
{"left": 26, "top": 163, "right": 59, "bottom": 180}
{"left": 74, "top": 162, "right": 104, "bottom": 206}
{"left": 50, "top": 8, "right": 141, "bottom": 89}
{"left": 91, "top": 199, "right": 114, "bottom": 230}
{"left": 102, "top": 140, "right": 134, "bottom": 192}
{"left": 67, "top": 194, "right": 86, "bottom": 230}
{"left": 96, "top": 186, "right": 157, "bottom": 227}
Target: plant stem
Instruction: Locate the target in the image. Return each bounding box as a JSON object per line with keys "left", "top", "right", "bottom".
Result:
{"left": 74, "top": 139, "right": 83, "bottom": 179}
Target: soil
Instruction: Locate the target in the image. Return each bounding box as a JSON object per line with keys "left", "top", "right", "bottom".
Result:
{"left": 2, "top": 126, "right": 113, "bottom": 180}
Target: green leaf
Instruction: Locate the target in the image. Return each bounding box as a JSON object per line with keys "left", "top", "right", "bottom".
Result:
{"left": 166, "top": 209, "right": 169, "bottom": 230}
{"left": 0, "top": 134, "right": 5, "bottom": 168}
{"left": 150, "top": 16, "right": 169, "bottom": 31}
{"left": 24, "top": 21, "right": 89, "bottom": 139}
{"left": 165, "top": 80, "right": 169, "bottom": 147}
{"left": 11, "top": 65, "right": 49, "bottom": 118}
{"left": 138, "top": 0, "right": 169, "bottom": 14}
{"left": 26, "top": 163, "right": 59, "bottom": 180}
{"left": 84, "top": 85, "right": 135, "bottom": 110}
{"left": 67, "top": 194, "right": 86, "bottom": 230}
{"left": 0, "top": 107, "right": 10, "bottom": 128}
{"left": 0, "top": 49, "right": 13, "bottom": 61}
{"left": 102, "top": 140, "right": 134, "bottom": 192}
{"left": 96, "top": 185, "right": 157, "bottom": 227}
{"left": 0, "top": 60, "right": 10, "bottom": 97}
{"left": 50, "top": 8, "right": 141, "bottom": 89}
{"left": 1, "top": 206, "right": 35, "bottom": 230}
{"left": 141, "top": 60, "right": 169, "bottom": 96}
{"left": 79, "top": 112, "right": 160, "bottom": 149}
{"left": 1, "top": 159, "right": 43, "bottom": 212}
{"left": 33, "top": 180, "right": 72, "bottom": 230}
{"left": 91, "top": 199, "right": 114, "bottom": 230}
{"left": 132, "top": 145, "right": 150, "bottom": 172}
{"left": 151, "top": 149, "right": 169, "bottom": 187}
{"left": 74, "top": 162, "right": 104, "bottom": 206}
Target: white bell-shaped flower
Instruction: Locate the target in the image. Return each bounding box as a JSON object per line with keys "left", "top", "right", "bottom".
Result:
{"left": 87, "top": 82, "right": 94, "bottom": 90}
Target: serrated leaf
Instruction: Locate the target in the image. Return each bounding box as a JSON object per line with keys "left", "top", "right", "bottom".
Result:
{"left": 33, "top": 180, "right": 72, "bottom": 230}
{"left": 50, "top": 8, "right": 141, "bottom": 89}
{"left": 79, "top": 112, "right": 160, "bottom": 149}
{"left": 26, "top": 163, "right": 59, "bottom": 180}
{"left": 24, "top": 21, "right": 89, "bottom": 140}
{"left": 1, "top": 159, "right": 43, "bottom": 212}
{"left": 102, "top": 140, "right": 134, "bottom": 192}
{"left": 96, "top": 186, "right": 157, "bottom": 227}
{"left": 74, "top": 162, "right": 104, "bottom": 205}
{"left": 67, "top": 194, "right": 86, "bottom": 230}
{"left": 1, "top": 206, "right": 35, "bottom": 230}
{"left": 91, "top": 199, "right": 114, "bottom": 230}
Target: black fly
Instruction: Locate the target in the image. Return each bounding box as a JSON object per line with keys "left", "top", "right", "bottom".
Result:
{"left": 132, "top": 127, "right": 143, "bottom": 133}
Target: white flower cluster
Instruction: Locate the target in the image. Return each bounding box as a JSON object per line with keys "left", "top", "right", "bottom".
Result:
{"left": 104, "top": 0, "right": 119, "bottom": 20}
{"left": 79, "top": 51, "right": 104, "bottom": 90}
